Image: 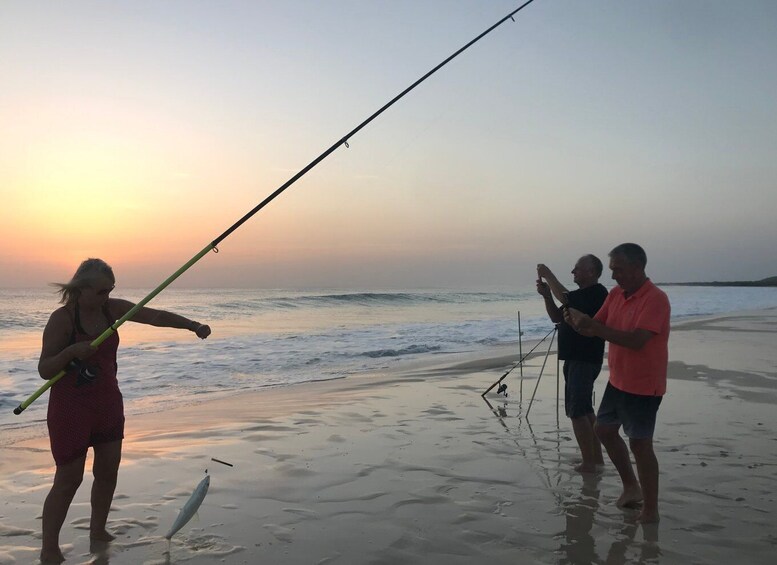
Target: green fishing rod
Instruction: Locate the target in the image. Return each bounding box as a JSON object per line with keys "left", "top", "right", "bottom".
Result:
{"left": 14, "top": 0, "right": 538, "bottom": 415}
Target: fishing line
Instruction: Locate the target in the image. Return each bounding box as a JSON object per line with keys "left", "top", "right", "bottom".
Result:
{"left": 372, "top": 102, "right": 451, "bottom": 179}
{"left": 14, "top": 0, "right": 538, "bottom": 415}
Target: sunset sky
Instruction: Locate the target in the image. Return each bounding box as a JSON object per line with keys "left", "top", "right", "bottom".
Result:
{"left": 2, "top": 1, "right": 776, "bottom": 289}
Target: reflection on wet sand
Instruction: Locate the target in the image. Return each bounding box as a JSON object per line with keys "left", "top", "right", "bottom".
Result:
{"left": 603, "top": 521, "right": 661, "bottom": 564}
{"left": 557, "top": 474, "right": 661, "bottom": 565}
{"left": 557, "top": 474, "right": 601, "bottom": 564}
{"left": 487, "top": 387, "right": 664, "bottom": 565}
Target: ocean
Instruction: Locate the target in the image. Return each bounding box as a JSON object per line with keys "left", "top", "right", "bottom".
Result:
{"left": 2, "top": 285, "right": 776, "bottom": 435}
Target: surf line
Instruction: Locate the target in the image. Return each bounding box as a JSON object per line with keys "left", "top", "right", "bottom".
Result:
{"left": 13, "top": 0, "right": 538, "bottom": 415}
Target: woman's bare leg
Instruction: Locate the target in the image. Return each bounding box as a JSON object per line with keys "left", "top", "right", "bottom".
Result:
{"left": 41, "top": 455, "right": 86, "bottom": 563}
{"left": 90, "top": 439, "right": 122, "bottom": 540}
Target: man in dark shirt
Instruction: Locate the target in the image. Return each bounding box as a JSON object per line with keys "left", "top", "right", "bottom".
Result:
{"left": 537, "top": 255, "right": 609, "bottom": 473}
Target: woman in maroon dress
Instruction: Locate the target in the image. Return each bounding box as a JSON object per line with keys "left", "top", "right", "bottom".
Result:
{"left": 38, "top": 258, "right": 211, "bottom": 563}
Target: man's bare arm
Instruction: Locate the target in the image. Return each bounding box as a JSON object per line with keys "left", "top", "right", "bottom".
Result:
{"left": 565, "top": 308, "right": 654, "bottom": 350}
{"left": 537, "top": 264, "right": 569, "bottom": 305}
{"left": 537, "top": 280, "right": 564, "bottom": 323}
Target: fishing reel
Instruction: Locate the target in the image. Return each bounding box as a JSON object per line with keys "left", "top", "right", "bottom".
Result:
{"left": 496, "top": 382, "right": 508, "bottom": 397}
{"left": 67, "top": 359, "right": 98, "bottom": 387}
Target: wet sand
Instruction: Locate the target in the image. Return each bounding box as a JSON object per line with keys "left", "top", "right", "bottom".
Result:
{"left": 1, "top": 309, "right": 775, "bottom": 564}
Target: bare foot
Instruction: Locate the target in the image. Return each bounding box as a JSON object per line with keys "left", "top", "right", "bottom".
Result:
{"left": 637, "top": 509, "right": 660, "bottom": 523}
{"left": 574, "top": 462, "right": 601, "bottom": 474}
{"left": 39, "top": 547, "right": 65, "bottom": 564}
{"left": 90, "top": 537, "right": 112, "bottom": 560}
{"left": 616, "top": 486, "right": 643, "bottom": 508}
{"left": 89, "top": 529, "right": 116, "bottom": 542}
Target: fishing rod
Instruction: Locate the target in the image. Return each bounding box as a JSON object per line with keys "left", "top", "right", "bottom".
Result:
{"left": 481, "top": 325, "right": 556, "bottom": 397}
{"left": 14, "top": 0, "right": 538, "bottom": 415}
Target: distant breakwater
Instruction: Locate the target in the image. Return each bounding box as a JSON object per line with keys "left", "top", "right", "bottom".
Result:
{"left": 660, "top": 276, "right": 777, "bottom": 287}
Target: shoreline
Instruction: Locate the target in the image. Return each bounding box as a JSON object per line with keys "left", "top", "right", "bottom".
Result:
{"left": 3, "top": 306, "right": 772, "bottom": 457}
{"left": 0, "top": 333, "right": 552, "bottom": 450}
{"left": 3, "top": 307, "right": 773, "bottom": 459}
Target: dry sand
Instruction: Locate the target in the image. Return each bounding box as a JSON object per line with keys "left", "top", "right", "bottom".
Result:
{"left": 1, "top": 309, "right": 775, "bottom": 564}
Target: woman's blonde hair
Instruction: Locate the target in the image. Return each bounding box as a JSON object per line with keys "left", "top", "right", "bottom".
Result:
{"left": 53, "top": 258, "right": 115, "bottom": 305}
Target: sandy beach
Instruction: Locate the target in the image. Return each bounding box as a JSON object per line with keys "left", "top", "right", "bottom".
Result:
{"left": 1, "top": 309, "right": 775, "bottom": 565}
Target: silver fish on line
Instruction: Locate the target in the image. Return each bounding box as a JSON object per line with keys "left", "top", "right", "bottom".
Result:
{"left": 165, "top": 474, "right": 210, "bottom": 539}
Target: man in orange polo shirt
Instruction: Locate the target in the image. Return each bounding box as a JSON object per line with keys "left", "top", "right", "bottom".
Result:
{"left": 564, "top": 243, "right": 670, "bottom": 523}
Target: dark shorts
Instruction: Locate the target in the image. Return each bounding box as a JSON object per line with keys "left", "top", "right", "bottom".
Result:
{"left": 48, "top": 393, "right": 125, "bottom": 466}
{"left": 563, "top": 360, "right": 601, "bottom": 419}
{"left": 596, "top": 382, "right": 662, "bottom": 439}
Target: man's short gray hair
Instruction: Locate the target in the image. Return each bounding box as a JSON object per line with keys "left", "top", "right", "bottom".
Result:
{"left": 609, "top": 243, "right": 647, "bottom": 268}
